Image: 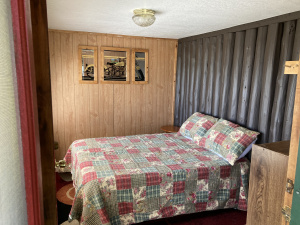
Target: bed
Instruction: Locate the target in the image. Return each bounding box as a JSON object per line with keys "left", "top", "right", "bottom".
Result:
{"left": 64, "top": 131, "right": 250, "bottom": 225}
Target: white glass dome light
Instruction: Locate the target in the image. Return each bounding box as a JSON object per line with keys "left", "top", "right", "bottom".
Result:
{"left": 132, "top": 9, "right": 156, "bottom": 27}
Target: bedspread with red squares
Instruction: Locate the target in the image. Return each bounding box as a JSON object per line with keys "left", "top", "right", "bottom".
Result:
{"left": 64, "top": 133, "right": 249, "bottom": 225}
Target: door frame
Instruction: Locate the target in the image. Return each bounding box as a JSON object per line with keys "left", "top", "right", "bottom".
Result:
{"left": 11, "top": 0, "right": 57, "bottom": 224}
{"left": 282, "top": 57, "right": 300, "bottom": 224}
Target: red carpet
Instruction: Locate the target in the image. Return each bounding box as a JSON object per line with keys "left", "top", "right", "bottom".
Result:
{"left": 166, "top": 209, "right": 247, "bottom": 225}
{"left": 56, "top": 173, "right": 72, "bottom": 192}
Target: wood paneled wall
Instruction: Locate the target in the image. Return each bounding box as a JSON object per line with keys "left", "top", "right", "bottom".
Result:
{"left": 48, "top": 30, "right": 178, "bottom": 160}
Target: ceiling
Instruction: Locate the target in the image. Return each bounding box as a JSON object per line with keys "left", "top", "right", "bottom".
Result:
{"left": 47, "top": 0, "right": 300, "bottom": 39}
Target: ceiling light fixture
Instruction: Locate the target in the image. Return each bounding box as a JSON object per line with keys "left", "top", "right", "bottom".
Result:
{"left": 132, "top": 9, "right": 156, "bottom": 27}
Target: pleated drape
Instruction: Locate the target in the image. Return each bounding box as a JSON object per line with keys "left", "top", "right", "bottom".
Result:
{"left": 174, "top": 19, "right": 300, "bottom": 144}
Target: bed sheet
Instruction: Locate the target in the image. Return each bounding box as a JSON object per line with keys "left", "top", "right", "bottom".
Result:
{"left": 64, "top": 133, "right": 249, "bottom": 225}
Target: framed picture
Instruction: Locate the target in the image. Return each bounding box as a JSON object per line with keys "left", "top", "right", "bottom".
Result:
{"left": 131, "top": 49, "right": 148, "bottom": 84}
{"left": 100, "top": 47, "right": 130, "bottom": 84}
{"left": 78, "top": 45, "right": 98, "bottom": 84}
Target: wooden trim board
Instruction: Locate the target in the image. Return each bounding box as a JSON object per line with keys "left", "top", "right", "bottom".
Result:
{"left": 78, "top": 45, "right": 98, "bottom": 84}
{"left": 282, "top": 55, "right": 300, "bottom": 225}
{"left": 131, "top": 48, "right": 149, "bottom": 84}
{"left": 180, "top": 11, "right": 300, "bottom": 43}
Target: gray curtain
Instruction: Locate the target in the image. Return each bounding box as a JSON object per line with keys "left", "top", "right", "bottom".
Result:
{"left": 174, "top": 19, "right": 300, "bottom": 144}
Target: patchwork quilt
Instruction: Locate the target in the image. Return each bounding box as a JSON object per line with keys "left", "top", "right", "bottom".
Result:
{"left": 64, "top": 133, "right": 249, "bottom": 225}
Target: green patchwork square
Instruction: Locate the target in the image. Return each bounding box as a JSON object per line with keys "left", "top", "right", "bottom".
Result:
{"left": 94, "top": 164, "right": 111, "bottom": 172}
{"left": 115, "top": 149, "right": 128, "bottom": 155}
{"left": 131, "top": 174, "right": 146, "bottom": 187}
{"left": 88, "top": 194, "right": 105, "bottom": 209}
{"left": 155, "top": 165, "right": 170, "bottom": 174}
{"left": 196, "top": 191, "right": 208, "bottom": 202}
{"left": 124, "top": 163, "right": 138, "bottom": 169}
{"left": 134, "top": 213, "right": 150, "bottom": 223}
{"left": 110, "top": 216, "right": 121, "bottom": 225}
{"left": 142, "top": 167, "right": 159, "bottom": 173}
{"left": 96, "top": 170, "right": 114, "bottom": 178}
{"left": 117, "top": 189, "right": 133, "bottom": 202}
{"left": 172, "top": 193, "right": 186, "bottom": 205}
{"left": 145, "top": 197, "right": 160, "bottom": 211}
{"left": 173, "top": 170, "right": 187, "bottom": 182}
{"left": 185, "top": 180, "right": 197, "bottom": 193}
{"left": 133, "top": 156, "right": 148, "bottom": 163}
{"left": 103, "top": 190, "right": 118, "bottom": 217}
{"left": 217, "top": 189, "right": 230, "bottom": 201}
{"left": 138, "top": 163, "right": 153, "bottom": 169}
{"left": 185, "top": 202, "right": 196, "bottom": 213}
{"left": 164, "top": 150, "right": 176, "bottom": 156}
{"left": 195, "top": 127, "right": 207, "bottom": 137}
{"left": 185, "top": 157, "right": 200, "bottom": 163}
{"left": 90, "top": 152, "right": 104, "bottom": 157}
{"left": 230, "top": 142, "right": 244, "bottom": 155}
{"left": 221, "top": 126, "right": 234, "bottom": 135}
{"left": 163, "top": 159, "right": 177, "bottom": 165}
{"left": 146, "top": 185, "right": 160, "bottom": 198}
{"left": 93, "top": 160, "right": 108, "bottom": 166}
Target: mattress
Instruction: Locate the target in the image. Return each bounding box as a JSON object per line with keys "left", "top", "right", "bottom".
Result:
{"left": 64, "top": 133, "right": 249, "bottom": 225}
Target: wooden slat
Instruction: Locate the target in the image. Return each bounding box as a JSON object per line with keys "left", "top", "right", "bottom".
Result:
{"left": 148, "top": 38, "right": 158, "bottom": 133}
{"left": 227, "top": 31, "right": 245, "bottom": 122}
{"left": 136, "top": 38, "right": 147, "bottom": 134}
{"left": 199, "top": 38, "right": 210, "bottom": 113}
{"left": 174, "top": 42, "right": 183, "bottom": 125}
{"left": 113, "top": 36, "right": 126, "bottom": 136}
{"left": 61, "top": 32, "right": 76, "bottom": 159}
{"left": 170, "top": 40, "right": 178, "bottom": 125}
{"left": 205, "top": 36, "right": 216, "bottom": 115}
{"left": 258, "top": 23, "right": 281, "bottom": 143}
{"left": 178, "top": 42, "right": 187, "bottom": 124}
{"left": 246, "top": 26, "right": 268, "bottom": 131}
{"left": 87, "top": 34, "right": 100, "bottom": 138}
{"left": 124, "top": 37, "right": 134, "bottom": 135}
{"left": 269, "top": 21, "right": 296, "bottom": 142}
{"left": 54, "top": 32, "right": 65, "bottom": 157}
{"left": 187, "top": 40, "right": 195, "bottom": 117}
{"left": 219, "top": 33, "right": 235, "bottom": 118}
{"left": 285, "top": 61, "right": 300, "bottom": 74}
{"left": 75, "top": 34, "right": 90, "bottom": 141}
{"left": 157, "top": 39, "right": 164, "bottom": 132}
{"left": 211, "top": 35, "right": 223, "bottom": 117}
{"left": 237, "top": 29, "right": 257, "bottom": 127}
{"left": 193, "top": 39, "right": 203, "bottom": 114}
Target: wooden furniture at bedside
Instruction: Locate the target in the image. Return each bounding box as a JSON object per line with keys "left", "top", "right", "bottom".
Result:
{"left": 161, "top": 125, "right": 180, "bottom": 133}
{"left": 246, "top": 140, "right": 290, "bottom": 225}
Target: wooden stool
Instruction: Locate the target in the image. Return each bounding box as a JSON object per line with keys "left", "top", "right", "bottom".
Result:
{"left": 56, "top": 183, "right": 75, "bottom": 206}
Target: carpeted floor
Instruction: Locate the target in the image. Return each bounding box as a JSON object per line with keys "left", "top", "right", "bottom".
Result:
{"left": 57, "top": 173, "right": 247, "bottom": 225}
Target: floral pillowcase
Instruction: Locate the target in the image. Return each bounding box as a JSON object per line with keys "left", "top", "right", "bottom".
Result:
{"left": 194, "top": 119, "right": 259, "bottom": 165}
{"left": 178, "top": 112, "right": 219, "bottom": 140}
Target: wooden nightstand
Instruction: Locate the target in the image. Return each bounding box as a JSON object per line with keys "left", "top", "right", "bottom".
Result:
{"left": 161, "top": 125, "right": 180, "bottom": 133}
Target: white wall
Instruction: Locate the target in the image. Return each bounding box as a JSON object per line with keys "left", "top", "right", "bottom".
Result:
{"left": 0, "top": 0, "right": 28, "bottom": 224}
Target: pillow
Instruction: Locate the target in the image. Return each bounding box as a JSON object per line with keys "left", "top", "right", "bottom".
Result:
{"left": 178, "top": 112, "right": 218, "bottom": 140}
{"left": 237, "top": 139, "right": 257, "bottom": 160}
{"left": 194, "top": 119, "right": 259, "bottom": 165}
